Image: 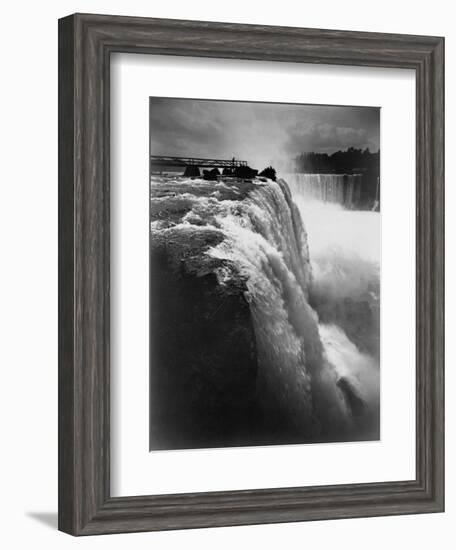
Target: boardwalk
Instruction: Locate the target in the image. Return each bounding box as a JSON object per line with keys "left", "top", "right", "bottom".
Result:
{"left": 150, "top": 155, "right": 248, "bottom": 170}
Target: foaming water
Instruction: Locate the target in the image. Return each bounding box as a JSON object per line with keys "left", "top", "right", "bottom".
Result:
{"left": 151, "top": 174, "right": 380, "bottom": 442}
{"left": 206, "top": 179, "right": 378, "bottom": 439}
{"left": 287, "top": 196, "right": 380, "bottom": 263}
{"left": 286, "top": 174, "right": 381, "bottom": 431}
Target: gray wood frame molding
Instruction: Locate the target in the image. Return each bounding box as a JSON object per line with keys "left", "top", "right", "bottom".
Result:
{"left": 58, "top": 13, "right": 444, "bottom": 536}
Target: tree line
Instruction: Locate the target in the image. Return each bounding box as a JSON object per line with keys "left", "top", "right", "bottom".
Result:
{"left": 294, "top": 147, "right": 380, "bottom": 175}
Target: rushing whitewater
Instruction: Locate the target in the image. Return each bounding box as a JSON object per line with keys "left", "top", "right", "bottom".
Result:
{"left": 150, "top": 173, "right": 380, "bottom": 448}
{"left": 286, "top": 174, "right": 380, "bottom": 358}
{"left": 285, "top": 173, "right": 363, "bottom": 209}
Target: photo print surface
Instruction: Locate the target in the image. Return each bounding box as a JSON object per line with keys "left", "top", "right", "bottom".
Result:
{"left": 149, "top": 98, "right": 380, "bottom": 451}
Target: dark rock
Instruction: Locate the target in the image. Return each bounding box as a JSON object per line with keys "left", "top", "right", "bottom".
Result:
{"left": 202, "top": 168, "right": 220, "bottom": 181}
{"left": 337, "top": 377, "right": 366, "bottom": 417}
{"left": 149, "top": 229, "right": 259, "bottom": 450}
{"left": 259, "top": 166, "right": 277, "bottom": 181}
{"left": 234, "top": 165, "right": 258, "bottom": 179}
{"left": 183, "top": 165, "right": 200, "bottom": 177}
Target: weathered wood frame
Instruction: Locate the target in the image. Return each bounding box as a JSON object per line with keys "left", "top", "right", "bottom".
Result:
{"left": 58, "top": 13, "right": 444, "bottom": 535}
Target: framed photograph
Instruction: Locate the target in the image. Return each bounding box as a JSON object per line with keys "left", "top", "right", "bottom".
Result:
{"left": 58, "top": 13, "right": 444, "bottom": 535}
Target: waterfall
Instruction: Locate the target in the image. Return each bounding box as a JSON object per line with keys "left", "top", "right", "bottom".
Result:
{"left": 151, "top": 174, "right": 380, "bottom": 443}
{"left": 205, "top": 178, "right": 377, "bottom": 440}
{"left": 285, "top": 173, "right": 362, "bottom": 208}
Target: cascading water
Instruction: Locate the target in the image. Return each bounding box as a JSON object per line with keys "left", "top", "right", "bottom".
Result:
{"left": 151, "top": 173, "right": 380, "bottom": 445}
{"left": 207, "top": 180, "right": 352, "bottom": 439}
{"left": 283, "top": 173, "right": 381, "bottom": 439}
{"left": 285, "top": 173, "right": 363, "bottom": 209}
{"left": 206, "top": 177, "right": 378, "bottom": 440}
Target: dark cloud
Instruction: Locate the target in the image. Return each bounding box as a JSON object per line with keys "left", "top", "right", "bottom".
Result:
{"left": 150, "top": 98, "right": 379, "bottom": 169}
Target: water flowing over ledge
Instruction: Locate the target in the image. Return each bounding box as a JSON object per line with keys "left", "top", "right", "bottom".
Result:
{"left": 150, "top": 175, "right": 380, "bottom": 450}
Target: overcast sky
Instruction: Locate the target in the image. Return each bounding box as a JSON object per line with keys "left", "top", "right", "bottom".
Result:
{"left": 150, "top": 97, "right": 380, "bottom": 170}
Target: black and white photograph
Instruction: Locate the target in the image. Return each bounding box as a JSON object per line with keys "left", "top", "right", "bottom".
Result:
{"left": 0, "top": 0, "right": 448, "bottom": 543}
{"left": 149, "top": 98, "right": 381, "bottom": 451}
